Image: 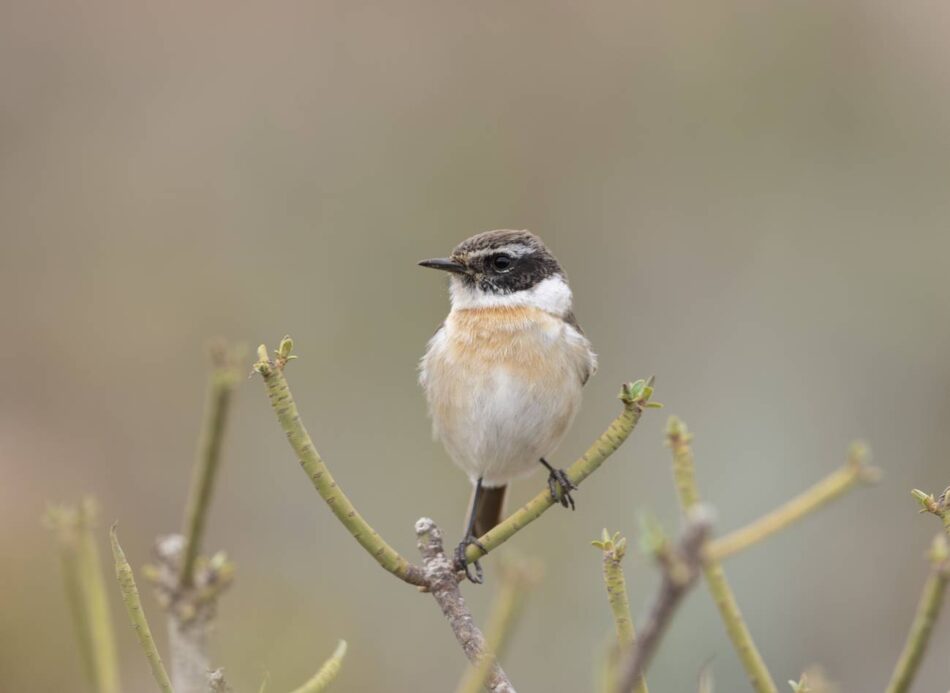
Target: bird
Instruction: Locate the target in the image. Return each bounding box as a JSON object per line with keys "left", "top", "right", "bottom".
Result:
{"left": 418, "top": 229, "right": 597, "bottom": 582}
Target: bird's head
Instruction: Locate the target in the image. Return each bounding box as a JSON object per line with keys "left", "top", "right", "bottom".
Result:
{"left": 419, "top": 230, "right": 571, "bottom": 313}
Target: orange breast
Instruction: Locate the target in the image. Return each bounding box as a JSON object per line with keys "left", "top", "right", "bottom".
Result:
{"left": 444, "top": 306, "right": 567, "bottom": 377}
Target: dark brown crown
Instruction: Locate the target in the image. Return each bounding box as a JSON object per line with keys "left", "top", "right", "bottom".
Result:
{"left": 450, "top": 229, "right": 563, "bottom": 294}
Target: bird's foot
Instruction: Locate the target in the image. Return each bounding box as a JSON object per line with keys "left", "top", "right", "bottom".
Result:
{"left": 454, "top": 535, "right": 487, "bottom": 584}
{"left": 541, "top": 459, "right": 576, "bottom": 510}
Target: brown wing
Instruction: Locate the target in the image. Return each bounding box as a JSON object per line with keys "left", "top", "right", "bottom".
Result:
{"left": 564, "top": 311, "right": 595, "bottom": 385}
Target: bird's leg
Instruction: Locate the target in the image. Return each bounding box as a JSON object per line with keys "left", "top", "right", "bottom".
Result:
{"left": 455, "top": 478, "right": 488, "bottom": 584}
{"left": 540, "top": 457, "right": 576, "bottom": 510}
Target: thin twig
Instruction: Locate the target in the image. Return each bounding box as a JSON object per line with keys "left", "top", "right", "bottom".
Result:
{"left": 288, "top": 640, "right": 348, "bottom": 693}
{"left": 465, "top": 380, "right": 659, "bottom": 565}
{"left": 707, "top": 442, "right": 879, "bottom": 562}
{"left": 110, "top": 525, "right": 173, "bottom": 693}
{"left": 666, "top": 417, "right": 778, "bottom": 693}
{"left": 592, "top": 531, "right": 647, "bottom": 693}
{"left": 45, "top": 498, "right": 120, "bottom": 693}
{"left": 180, "top": 342, "right": 241, "bottom": 588}
{"left": 615, "top": 507, "right": 714, "bottom": 693}
{"left": 456, "top": 558, "right": 541, "bottom": 693}
{"left": 884, "top": 533, "right": 950, "bottom": 693}
{"left": 911, "top": 485, "right": 950, "bottom": 536}
{"left": 416, "top": 517, "right": 517, "bottom": 693}
{"left": 254, "top": 338, "right": 427, "bottom": 585}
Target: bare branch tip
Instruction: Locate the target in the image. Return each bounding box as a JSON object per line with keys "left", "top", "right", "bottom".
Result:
{"left": 414, "top": 517, "right": 437, "bottom": 536}
{"left": 665, "top": 416, "right": 693, "bottom": 446}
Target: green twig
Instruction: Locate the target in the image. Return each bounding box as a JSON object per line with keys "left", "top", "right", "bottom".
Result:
{"left": 465, "top": 379, "right": 659, "bottom": 565}
{"left": 707, "top": 442, "right": 879, "bottom": 562}
{"left": 45, "top": 498, "right": 120, "bottom": 693}
{"left": 288, "top": 640, "right": 348, "bottom": 693}
{"left": 110, "top": 525, "right": 173, "bottom": 693}
{"left": 180, "top": 342, "right": 241, "bottom": 588}
{"left": 593, "top": 530, "right": 647, "bottom": 693}
{"left": 911, "top": 486, "right": 950, "bottom": 536}
{"left": 884, "top": 533, "right": 950, "bottom": 693}
{"left": 666, "top": 417, "right": 778, "bottom": 693}
{"left": 456, "top": 557, "right": 542, "bottom": 693}
{"left": 254, "top": 338, "right": 426, "bottom": 586}
{"left": 255, "top": 337, "right": 657, "bottom": 583}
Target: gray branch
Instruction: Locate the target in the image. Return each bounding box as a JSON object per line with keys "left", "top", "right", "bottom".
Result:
{"left": 151, "top": 534, "right": 234, "bottom": 693}
{"left": 415, "top": 517, "right": 517, "bottom": 693}
{"left": 615, "top": 506, "right": 715, "bottom": 693}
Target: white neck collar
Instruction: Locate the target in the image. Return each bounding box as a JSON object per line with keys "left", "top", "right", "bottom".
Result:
{"left": 449, "top": 274, "right": 573, "bottom": 316}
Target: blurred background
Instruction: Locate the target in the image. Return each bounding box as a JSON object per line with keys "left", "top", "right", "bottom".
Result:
{"left": 2, "top": 1, "right": 950, "bottom": 691}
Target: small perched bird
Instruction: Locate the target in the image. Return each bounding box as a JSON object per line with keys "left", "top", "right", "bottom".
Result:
{"left": 418, "top": 230, "right": 597, "bottom": 582}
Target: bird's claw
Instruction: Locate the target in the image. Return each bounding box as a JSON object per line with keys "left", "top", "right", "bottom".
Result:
{"left": 454, "top": 535, "right": 487, "bottom": 584}
{"left": 547, "top": 468, "right": 576, "bottom": 510}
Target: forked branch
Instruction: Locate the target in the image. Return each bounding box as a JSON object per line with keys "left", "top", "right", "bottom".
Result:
{"left": 253, "top": 336, "right": 657, "bottom": 583}
{"left": 614, "top": 507, "right": 714, "bottom": 693}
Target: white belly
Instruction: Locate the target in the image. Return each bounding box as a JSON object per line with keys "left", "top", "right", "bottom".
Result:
{"left": 420, "top": 306, "right": 593, "bottom": 486}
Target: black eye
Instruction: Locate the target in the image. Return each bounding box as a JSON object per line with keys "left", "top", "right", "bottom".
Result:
{"left": 491, "top": 254, "right": 513, "bottom": 271}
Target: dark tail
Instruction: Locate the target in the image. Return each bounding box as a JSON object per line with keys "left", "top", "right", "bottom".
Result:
{"left": 466, "top": 484, "right": 507, "bottom": 537}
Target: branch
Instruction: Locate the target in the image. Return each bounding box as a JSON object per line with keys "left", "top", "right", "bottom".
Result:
{"left": 208, "top": 668, "right": 234, "bottom": 692}
{"left": 288, "top": 640, "right": 348, "bottom": 693}
{"left": 706, "top": 442, "right": 880, "bottom": 562}
{"left": 614, "top": 507, "right": 714, "bottom": 693}
{"left": 415, "top": 517, "right": 517, "bottom": 693}
{"left": 110, "top": 525, "right": 173, "bottom": 693}
{"left": 884, "top": 533, "right": 950, "bottom": 693}
{"left": 254, "top": 336, "right": 657, "bottom": 583}
{"left": 456, "top": 557, "right": 542, "bottom": 693}
{"left": 180, "top": 342, "right": 241, "bottom": 587}
{"left": 45, "top": 498, "right": 120, "bottom": 693}
{"left": 464, "top": 379, "right": 660, "bottom": 565}
{"left": 592, "top": 530, "right": 647, "bottom": 693}
{"left": 254, "top": 337, "right": 427, "bottom": 586}
{"left": 666, "top": 417, "right": 778, "bottom": 693}
{"left": 911, "top": 485, "right": 950, "bottom": 536}
{"left": 145, "top": 535, "right": 234, "bottom": 693}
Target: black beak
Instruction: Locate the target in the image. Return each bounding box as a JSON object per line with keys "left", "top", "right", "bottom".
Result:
{"left": 418, "top": 257, "right": 467, "bottom": 275}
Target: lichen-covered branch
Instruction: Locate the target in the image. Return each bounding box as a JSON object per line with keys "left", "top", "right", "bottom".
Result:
{"left": 208, "top": 668, "right": 234, "bottom": 692}
{"left": 254, "top": 338, "right": 427, "bottom": 586}
{"left": 180, "top": 343, "right": 241, "bottom": 588}
{"left": 465, "top": 379, "right": 660, "bottom": 565}
{"left": 456, "top": 558, "right": 541, "bottom": 693}
{"left": 288, "top": 640, "right": 348, "bottom": 693}
{"left": 666, "top": 417, "right": 778, "bottom": 693}
{"left": 145, "top": 534, "right": 234, "bottom": 693}
{"left": 614, "top": 507, "right": 714, "bottom": 693}
{"left": 45, "top": 498, "right": 120, "bottom": 693}
{"left": 884, "top": 533, "right": 950, "bottom": 693}
{"left": 416, "top": 517, "right": 516, "bottom": 693}
{"left": 110, "top": 526, "right": 173, "bottom": 693}
{"left": 592, "top": 530, "right": 647, "bottom": 693}
{"left": 707, "top": 442, "right": 879, "bottom": 562}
